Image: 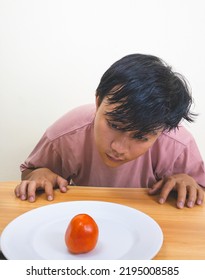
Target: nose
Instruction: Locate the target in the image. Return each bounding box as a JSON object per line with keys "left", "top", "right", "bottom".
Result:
{"left": 110, "top": 135, "right": 130, "bottom": 156}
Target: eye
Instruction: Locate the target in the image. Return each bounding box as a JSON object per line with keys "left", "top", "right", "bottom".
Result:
{"left": 133, "top": 135, "right": 148, "bottom": 142}
{"left": 107, "top": 120, "right": 121, "bottom": 130}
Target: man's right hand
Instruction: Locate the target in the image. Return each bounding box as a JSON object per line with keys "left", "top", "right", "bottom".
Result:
{"left": 14, "top": 168, "right": 69, "bottom": 202}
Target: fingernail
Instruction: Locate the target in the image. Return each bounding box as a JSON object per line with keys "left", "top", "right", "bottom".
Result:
{"left": 159, "top": 198, "right": 164, "bottom": 204}
{"left": 62, "top": 187, "right": 67, "bottom": 192}
{"left": 197, "top": 199, "right": 202, "bottom": 205}
{"left": 187, "top": 201, "right": 194, "bottom": 208}
{"left": 29, "top": 196, "right": 35, "bottom": 203}
{"left": 177, "top": 201, "right": 184, "bottom": 208}
{"left": 21, "top": 194, "right": 26, "bottom": 200}
{"left": 48, "top": 195, "right": 53, "bottom": 201}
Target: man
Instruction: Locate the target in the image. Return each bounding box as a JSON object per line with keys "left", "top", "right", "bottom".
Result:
{"left": 15, "top": 54, "right": 205, "bottom": 208}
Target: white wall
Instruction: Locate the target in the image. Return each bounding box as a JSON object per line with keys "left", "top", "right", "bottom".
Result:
{"left": 0, "top": 0, "right": 205, "bottom": 180}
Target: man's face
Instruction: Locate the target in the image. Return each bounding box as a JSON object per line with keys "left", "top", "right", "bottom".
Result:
{"left": 94, "top": 97, "right": 161, "bottom": 168}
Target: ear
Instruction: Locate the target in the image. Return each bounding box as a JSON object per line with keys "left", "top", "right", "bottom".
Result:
{"left": 95, "top": 95, "right": 101, "bottom": 109}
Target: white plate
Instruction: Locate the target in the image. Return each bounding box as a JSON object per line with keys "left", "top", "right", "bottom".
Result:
{"left": 0, "top": 201, "right": 163, "bottom": 260}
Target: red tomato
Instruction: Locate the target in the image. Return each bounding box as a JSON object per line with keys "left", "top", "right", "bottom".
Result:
{"left": 65, "top": 213, "right": 99, "bottom": 254}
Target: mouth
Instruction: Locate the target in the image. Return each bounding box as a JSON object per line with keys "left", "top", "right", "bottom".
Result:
{"left": 106, "top": 153, "right": 125, "bottom": 163}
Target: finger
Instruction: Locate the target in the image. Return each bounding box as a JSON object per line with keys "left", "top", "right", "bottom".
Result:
{"left": 158, "top": 178, "right": 177, "bottom": 204}
{"left": 186, "top": 185, "right": 197, "bottom": 208}
{"left": 44, "top": 181, "right": 54, "bottom": 201}
{"left": 196, "top": 187, "right": 204, "bottom": 205}
{"left": 148, "top": 179, "right": 163, "bottom": 194}
{"left": 18, "top": 181, "right": 30, "bottom": 200}
{"left": 14, "top": 184, "right": 21, "bottom": 197}
{"left": 27, "top": 181, "right": 38, "bottom": 203}
{"left": 57, "top": 176, "right": 69, "bottom": 193}
{"left": 175, "top": 182, "right": 187, "bottom": 209}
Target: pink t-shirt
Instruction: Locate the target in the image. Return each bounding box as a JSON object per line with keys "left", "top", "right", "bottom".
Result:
{"left": 20, "top": 104, "right": 205, "bottom": 188}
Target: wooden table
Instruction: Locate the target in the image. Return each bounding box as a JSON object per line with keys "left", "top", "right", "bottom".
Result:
{"left": 0, "top": 181, "right": 205, "bottom": 260}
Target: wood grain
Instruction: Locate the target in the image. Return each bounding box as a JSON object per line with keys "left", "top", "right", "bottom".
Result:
{"left": 0, "top": 181, "right": 205, "bottom": 259}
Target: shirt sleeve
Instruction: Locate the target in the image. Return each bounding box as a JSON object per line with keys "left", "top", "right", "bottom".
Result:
{"left": 153, "top": 128, "right": 205, "bottom": 188}
{"left": 20, "top": 132, "right": 64, "bottom": 177}
{"left": 171, "top": 143, "right": 205, "bottom": 187}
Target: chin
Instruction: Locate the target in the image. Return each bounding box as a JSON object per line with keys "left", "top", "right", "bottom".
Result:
{"left": 105, "top": 162, "right": 122, "bottom": 168}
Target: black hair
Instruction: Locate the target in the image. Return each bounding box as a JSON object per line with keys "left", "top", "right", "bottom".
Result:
{"left": 96, "top": 54, "right": 196, "bottom": 137}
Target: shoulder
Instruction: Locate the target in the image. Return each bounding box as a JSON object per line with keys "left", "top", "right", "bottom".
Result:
{"left": 160, "top": 125, "right": 195, "bottom": 146}
{"left": 158, "top": 125, "right": 202, "bottom": 161}
{"left": 150, "top": 125, "right": 197, "bottom": 160}
{"left": 46, "top": 104, "right": 96, "bottom": 140}
{"left": 151, "top": 125, "right": 205, "bottom": 186}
